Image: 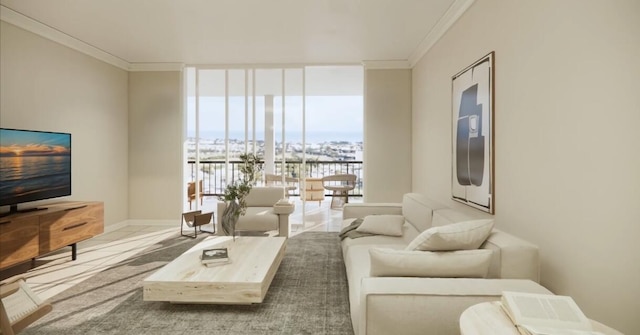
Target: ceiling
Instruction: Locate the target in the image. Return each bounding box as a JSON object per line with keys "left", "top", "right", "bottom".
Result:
{"left": 0, "top": 0, "right": 473, "bottom": 68}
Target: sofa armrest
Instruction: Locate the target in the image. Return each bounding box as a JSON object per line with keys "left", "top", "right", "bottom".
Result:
{"left": 357, "top": 277, "right": 551, "bottom": 335}
{"left": 273, "top": 200, "right": 295, "bottom": 215}
{"left": 274, "top": 201, "right": 294, "bottom": 238}
{"left": 343, "top": 203, "right": 402, "bottom": 220}
{"left": 483, "top": 229, "right": 540, "bottom": 282}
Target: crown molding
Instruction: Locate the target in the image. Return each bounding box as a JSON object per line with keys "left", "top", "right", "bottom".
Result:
{"left": 408, "top": 0, "right": 476, "bottom": 67}
{"left": 1, "top": 6, "right": 183, "bottom": 72}
{"left": 361, "top": 60, "right": 411, "bottom": 70}
{"left": 1, "top": 5, "right": 130, "bottom": 71}
{"left": 2, "top": 1, "right": 474, "bottom": 72}
{"left": 129, "top": 63, "right": 184, "bottom": 72}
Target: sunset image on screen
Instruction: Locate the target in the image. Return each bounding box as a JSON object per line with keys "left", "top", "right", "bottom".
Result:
{"left": 0, "top": 129, "right": 71, "bottom": 206}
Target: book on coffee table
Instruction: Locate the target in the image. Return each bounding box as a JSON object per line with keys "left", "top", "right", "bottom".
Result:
{"left": 201, "top": 248, "right": 230, "bottom": 265}
{"left": 501, "top": 291, "right": 603, "bottom": 335}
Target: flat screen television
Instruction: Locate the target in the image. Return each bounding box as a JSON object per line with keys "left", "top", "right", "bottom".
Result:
{"left": 0, "top": 128, "right": 71, "bottom": 214}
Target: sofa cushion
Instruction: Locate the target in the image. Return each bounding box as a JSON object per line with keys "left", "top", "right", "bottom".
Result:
{"left": 406, "top": 219, "right": 494, "bottom": 251}
{"left": 344, "top": 244, "right": 384, "bottom": 335}
{"left": 235, "top": 207, "right": 278, "bottom": 231}
{"left": 340, "top": 219, "right": 420, "bottom": 256}
{"left": 401, "top": 193, "right": 446, "bottom": 232}
{"left": 431, "top": 208, "right": 476, "bottom": 227}
{"left": 369, "top": 248, "right": 492, "bottom": 278}
{"left": 244, "top": 186, "right": 283, "bottom": 207}
{"left": 356, "top": 215, "right": 405, "bottom": 237}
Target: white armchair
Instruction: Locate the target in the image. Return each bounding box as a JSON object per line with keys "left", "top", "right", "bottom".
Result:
{"left": 216, "top": 187, "right": 294, "bottom": 237}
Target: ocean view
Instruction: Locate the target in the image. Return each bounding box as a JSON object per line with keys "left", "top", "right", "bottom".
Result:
{"left": 0, "top": 155, "right": 71, "bottom": 200}
{"left": 187, "top": 130, "right": 362, "bottom": 161}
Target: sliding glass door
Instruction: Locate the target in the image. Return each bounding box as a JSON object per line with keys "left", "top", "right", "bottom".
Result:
{"left": 184, "top": 65, "right": 363, "bottom": 231}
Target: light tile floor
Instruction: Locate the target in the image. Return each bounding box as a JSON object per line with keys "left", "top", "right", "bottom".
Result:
{"left": 5, "top": 197, "right": 354, "bottom": 301}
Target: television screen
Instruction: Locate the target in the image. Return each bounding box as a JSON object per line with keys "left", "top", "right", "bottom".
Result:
{"left": 0, "top": 128, "right": 71, "bottom": 209}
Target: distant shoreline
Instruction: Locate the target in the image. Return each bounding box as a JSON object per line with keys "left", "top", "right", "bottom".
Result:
{"left": 188, "top": 130, "right": 362, "bottom": 144}
{"left": 187, "top": 136, "right": 363, "bottom": 161}
{"left": 0, "top": 153, "right": 71, "bottom": 158}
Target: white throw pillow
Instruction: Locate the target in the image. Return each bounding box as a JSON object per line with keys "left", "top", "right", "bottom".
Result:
{"left": 405, "top": 219, "right": 494, "bottom": 251}
{"left": 355, "top": 215, "right": 405, "bottom": 237}
{"left": 369, "top": 248, "right": 492, "bottom": 278}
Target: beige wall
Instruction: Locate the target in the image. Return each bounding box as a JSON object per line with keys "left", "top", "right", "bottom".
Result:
{"left": 128, "top": 72, "right": 183, "bottom": 220}
{"left": 364, "top": 69, "right": 412, "bottom": 202}
{"left": 0, "top": 21, "right": 129, "bottom": 228}
{"left": 412, "top": 0, "right": 640, "bottom": 333}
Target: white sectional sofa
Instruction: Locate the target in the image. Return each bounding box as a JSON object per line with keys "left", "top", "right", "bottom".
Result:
{"left": 341, "top": 193, "right": 552, "bottom": 335}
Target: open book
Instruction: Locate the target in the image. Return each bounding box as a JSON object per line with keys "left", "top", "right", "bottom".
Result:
{"left": 501, "top": 291, "right": 604, "bottom": 335}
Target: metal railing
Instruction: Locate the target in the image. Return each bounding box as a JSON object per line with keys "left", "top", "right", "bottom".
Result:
{"left": 187, "top": 160, "right": 363, "bottom": 197}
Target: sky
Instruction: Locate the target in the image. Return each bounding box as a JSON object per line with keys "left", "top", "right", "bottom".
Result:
{"left": 0, "top": 129, "right": 71, "bottom": 156}
{"left": 185, "top": 66, "right": 364, "bottom": 141}
{"left": 187, "top": 95, "right": 363, "bottom": 138}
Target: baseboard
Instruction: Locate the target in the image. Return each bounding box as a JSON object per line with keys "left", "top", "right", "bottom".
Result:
{"left": 104, "top": 220, "right": 128, "bottom": 233}
{"left": 105, "top": 219, "right": 177, "bottom": 233}
{"left": 125, "top": 219, "right": 177, "bottom": 226}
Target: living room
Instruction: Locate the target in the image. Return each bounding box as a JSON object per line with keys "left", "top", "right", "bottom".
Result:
{"left": 1, "top": 0, "right": 638, "bottom": 334}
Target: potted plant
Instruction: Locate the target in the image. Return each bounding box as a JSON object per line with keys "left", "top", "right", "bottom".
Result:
{"left": 219, "top": 153, "right": 262, "bottom": 239}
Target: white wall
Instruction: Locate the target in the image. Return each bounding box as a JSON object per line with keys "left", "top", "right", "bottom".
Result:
{"left": 412, "top": 0, "right": 640, "bottom": 333}
{"left": 128, "top": 72, "right": 183, "bottom": 221}
{"left": 364, "top": 69, "right": 412, "bottom": 202}
{"left": 0, "top": 21, "right": 129, "bottom": 227}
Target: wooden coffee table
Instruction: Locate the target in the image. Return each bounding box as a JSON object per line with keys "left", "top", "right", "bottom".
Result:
{"left": 143, "top": 236, "right": 286, "bottom": 304}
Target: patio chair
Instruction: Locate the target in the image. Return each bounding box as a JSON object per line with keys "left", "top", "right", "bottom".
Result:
{"left": 322, "top": 174, "right": 357, "bottom": 208}
{"left": 187, "top": 180, "right": 204, "bottom": 210}
{"left": 265, "top": 174, "right": 298, "bottom": 198}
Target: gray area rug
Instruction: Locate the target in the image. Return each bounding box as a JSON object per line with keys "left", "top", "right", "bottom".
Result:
{"left": 23, "top": 232, "right": 353, "bottom": 335}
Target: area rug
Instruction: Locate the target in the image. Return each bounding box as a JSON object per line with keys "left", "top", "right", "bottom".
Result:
{"left": 23, "top": 232, "right": 353, "bottom": 335}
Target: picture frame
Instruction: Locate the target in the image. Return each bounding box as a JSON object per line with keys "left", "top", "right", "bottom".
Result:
{"left": 451, "top": 52, "right": 495, "bottom": 213}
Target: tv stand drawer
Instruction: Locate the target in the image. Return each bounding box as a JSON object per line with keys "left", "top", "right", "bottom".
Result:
{"left": 0, "top": 201, "right": 104, "bottom": 270}
{"left": 0, "top": 216, "right": 39, "bottom": 268}
{"left": 39, "top": 202, "right": 104, "bottom": 253}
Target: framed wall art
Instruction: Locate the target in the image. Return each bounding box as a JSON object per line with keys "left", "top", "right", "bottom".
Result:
{"left": 451, "top": 52, "right": 494, "bottom": 214}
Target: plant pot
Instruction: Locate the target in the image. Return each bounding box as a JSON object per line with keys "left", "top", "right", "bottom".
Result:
{"left": 221, "top": 200, "right": 241, "bottom": 239}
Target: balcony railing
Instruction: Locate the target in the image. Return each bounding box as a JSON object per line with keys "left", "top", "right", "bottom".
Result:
{"left": 187, "top": 160, "right": 363, "bottom": 197}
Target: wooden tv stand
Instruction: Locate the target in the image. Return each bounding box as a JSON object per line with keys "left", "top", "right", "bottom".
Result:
{"left": 0, "top": 201, "right": 104, "bottom": 270}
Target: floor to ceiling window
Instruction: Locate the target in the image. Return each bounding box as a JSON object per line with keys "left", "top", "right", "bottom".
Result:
{"left": 184, "top": 65, "right": 363, "bottom": 229}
